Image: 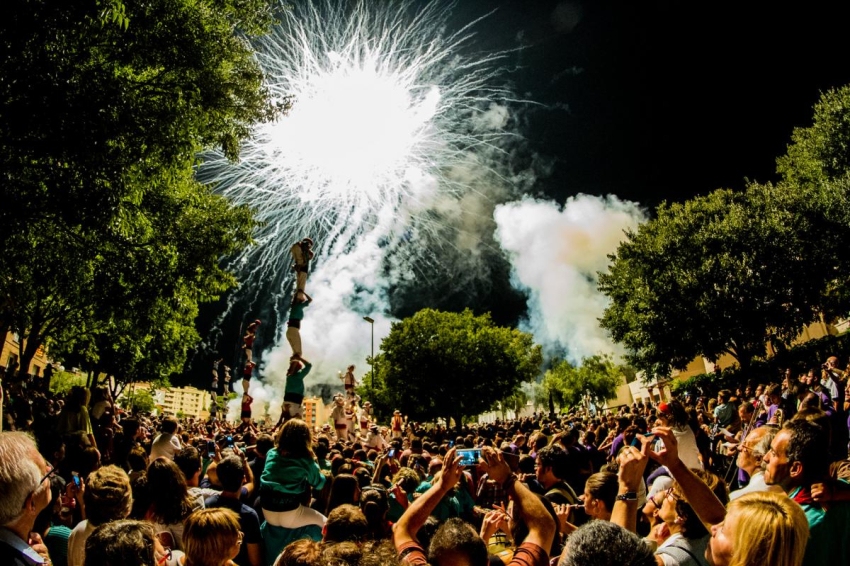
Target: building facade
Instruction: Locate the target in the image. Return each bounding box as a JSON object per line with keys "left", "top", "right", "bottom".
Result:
{"left": 154, "top": 386, "right": 208, "bottom": 418}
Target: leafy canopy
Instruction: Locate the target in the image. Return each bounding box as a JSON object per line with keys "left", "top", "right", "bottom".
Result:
{"left": 377, "top": 308, "right": 541, "bottom": 429}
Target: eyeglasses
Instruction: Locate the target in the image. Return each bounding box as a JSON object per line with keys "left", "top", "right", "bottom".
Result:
{"left": 156, "top": 548, "right": 172, "bottom": 566}
{"left": 38, "top": 464, "right": 57, "bottom": 486}
{"left": 26, "top": 464, "right": 56, "bottom": 505}
{"left": 664, "top": 488, "right": 682, "bottom": 503}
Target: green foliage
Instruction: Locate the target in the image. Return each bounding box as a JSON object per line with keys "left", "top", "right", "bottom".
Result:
{"left": 599, "top": 183, "right": 834, "bottom": 375}
{"left": 119, "top": 388, "right": 156, "bottom": 414}
{"left": 375, "top": 308, "right": 541, "bottom": 430}
{"left": 0, "top": 0, "right": 273, "bottom": 381}
{"left": 541, "top": 355, "right": 624, "bottom": 410}
{"left": 49, "top": 370, "right": 88, "bottom": 396}
{"left": 778, "top": 84, "right": 850, "bottom": 188}
{"left": 599, "top": 85, "right": 850, "bottom": 377}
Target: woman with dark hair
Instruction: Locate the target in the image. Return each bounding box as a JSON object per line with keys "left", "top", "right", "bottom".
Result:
{"left": 325, "top": 473, "right": 360, "bottom": 516}
{"left": 261, "top": 419, "right": 327, "bottom": 562}
{"left": 144, "top": 459, "right": 197, "bottom": 549}
{"left": 582, "top": 471, "right": 618, "bottom": 522}
{"left": 359, "top": 484, "right": 392, "bottom": 540}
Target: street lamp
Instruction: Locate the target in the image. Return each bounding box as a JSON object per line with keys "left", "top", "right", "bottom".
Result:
{"left": 362, "top": 316, "right": 374, "bottom": 388}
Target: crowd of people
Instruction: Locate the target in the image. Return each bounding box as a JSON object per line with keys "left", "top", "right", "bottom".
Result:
{"left": 2, "top": 346, "right": 850, "bottom": 566}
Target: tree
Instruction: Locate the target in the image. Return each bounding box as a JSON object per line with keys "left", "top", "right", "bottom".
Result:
{"left": 540, "top": 355, "right": 624, "bottom": 411}
{"left": 120, "top": 388, "right": 156, "bottom": 415}
{"left": 378, "top": 308, "right": 541, "bottom": 433}
{"left": 775, "top": 85, "right": 850, "bottom": 316}
{"left": 599, "top": 184, "right": 831, "bottom": 375}
{"left": 0, "top": 0, "right": 273, "bottom": 377}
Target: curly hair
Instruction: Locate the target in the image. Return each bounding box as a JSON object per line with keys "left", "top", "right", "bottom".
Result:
{"left": 392, "top": 467, "right": 420, "bottom": 493}
{"left": 84, "top": 465, "right": 132, "bottom": 526}
{"left": 84, "top": 520, "right": 157, "bottom": 566}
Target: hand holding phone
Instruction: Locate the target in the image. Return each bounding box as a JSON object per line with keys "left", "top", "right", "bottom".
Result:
{"left": 456, "top": 448, "right": 481, "bottom": 467}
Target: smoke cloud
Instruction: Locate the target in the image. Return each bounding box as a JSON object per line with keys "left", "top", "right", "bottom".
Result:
{"left": 494, "top": 194, "right": 645, "bottom": 362}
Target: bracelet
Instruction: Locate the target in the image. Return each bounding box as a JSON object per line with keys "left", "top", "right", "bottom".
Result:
{"left": 616, "top": 491, "right": 637, "bottom": 501}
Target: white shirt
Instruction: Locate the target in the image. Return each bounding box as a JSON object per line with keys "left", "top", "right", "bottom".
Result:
{"left": 729, "top": 471, "right": 784, "bottom": 500}
{"left": 67, "top": 520, "right": 95, "bottom": 566}
{"left": 672, "top": 426, "right": 703, "bottom": 470}
{"left": 150, "top": 432, "right": 182, "bottom": 461}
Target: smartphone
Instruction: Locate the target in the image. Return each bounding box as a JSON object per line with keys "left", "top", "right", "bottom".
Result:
{"left": 456, "top": 448, "right": 481, "bottom": 467}
{"left": 448, "top": 440, "right": 454, "bottom": 448}
{"left": 72, "top": 473, "right": 81, "bottom": 489}
{"left": 387, "top": 448, "right": 397, "bottom": 459}
{"left": 226, "top": 435, "right": 234, "bottom": 446}
{"left": 207, "top": 440, "right": 216, "bottom": 458}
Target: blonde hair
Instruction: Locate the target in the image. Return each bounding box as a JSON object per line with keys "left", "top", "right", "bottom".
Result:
{"left": 183, "top": 508, "right": 241, "bottom": 566}
{"left": 727, "top": 491, "right": 808, "bottom": 566}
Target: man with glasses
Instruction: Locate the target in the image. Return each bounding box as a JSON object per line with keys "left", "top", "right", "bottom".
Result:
{"left": 728, "top": 426, "right": 782, "bottom": 500}
{"left": 0, "top": 431, "right": 53, "bottom": 565}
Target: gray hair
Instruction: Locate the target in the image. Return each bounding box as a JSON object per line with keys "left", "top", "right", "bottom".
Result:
{"left": 559, "top": 520, "right": 656, "bottom": 566}
{"left": 750, "top": 426, "right": 778, "bottom": 463}
{"left": 0, "top": 432, "right": 44, "bottom": 525}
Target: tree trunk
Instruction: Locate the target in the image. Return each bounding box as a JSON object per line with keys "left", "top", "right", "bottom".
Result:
{"left": 18, "top": 333, "right": 42, "bottom": 382}
{"left": 453, "top": 412, "right": 464, "bottom": 436}
{"left": 548, "top": 390, "right": 556, "bottom": 419}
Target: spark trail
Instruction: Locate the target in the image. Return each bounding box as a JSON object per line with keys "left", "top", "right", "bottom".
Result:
{"left": 200, "top": 0, "right": 517, "bottom": 316}
{"left": 198, "top": 0, "right": 525, "bottom": 417}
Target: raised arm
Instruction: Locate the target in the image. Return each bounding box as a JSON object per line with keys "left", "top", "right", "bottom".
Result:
{"left": 394, "top": 447, "right": 461, "bottom": 550}
{"left": 610, "top": 443, "right": 648, "bottom": 533}
{"left": 648, "top": 427, "right": 727, "bottom": 527}
{"left": 482, "top": 447, "right": 555, "bottom": 553}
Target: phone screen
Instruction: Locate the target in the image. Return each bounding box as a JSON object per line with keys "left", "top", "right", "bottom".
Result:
{"left": 207, "top": 440, "right": 216, "bottom": 458}
{"left": 72, "top": 474, "right": 81, "bottom": 488}
{"left": 388, "top": 448, "right": 397, "bottom": 459}
{"left": 457, "top": 449, "right": 481, "bottom": 467}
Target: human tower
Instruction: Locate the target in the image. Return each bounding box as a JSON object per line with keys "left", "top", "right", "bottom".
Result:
{"left": 208, "top": 238, "right": 374, "bottom": 432}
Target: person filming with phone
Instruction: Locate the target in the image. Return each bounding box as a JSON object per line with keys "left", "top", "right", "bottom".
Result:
{"left": 393, "top": 446, "right": 556, "bottom": 566}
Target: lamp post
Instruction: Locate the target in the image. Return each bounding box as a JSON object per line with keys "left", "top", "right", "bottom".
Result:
{"left": 363, "top": 316, "right": 375, "bottom": 388}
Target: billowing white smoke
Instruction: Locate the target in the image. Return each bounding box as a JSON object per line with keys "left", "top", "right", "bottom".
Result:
{"left": 226, "top": 205, "right": 402, "bottom": 420}
{"left": 494, "top": 194, "right": 645, "bottom": 363}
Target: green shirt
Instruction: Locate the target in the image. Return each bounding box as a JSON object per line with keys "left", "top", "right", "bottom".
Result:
{"left": 284, "top": 363, "right": 312, "bottom": 396}
{"left": 288, "top": 299, "right": 311, "bottom": 321}
{"left": 789, "top": 484, "right": 850, "bottom": 566}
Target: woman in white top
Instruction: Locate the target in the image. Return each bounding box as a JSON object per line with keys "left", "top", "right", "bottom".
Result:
{"left": 655, "top": 401, "right": 702, "bottom": 470}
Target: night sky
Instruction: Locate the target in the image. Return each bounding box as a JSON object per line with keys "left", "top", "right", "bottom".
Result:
{"left": 186, "top": 1, "right": 850, "bottom": 384}
{"left": 461, "top": 0, "right": 850, "bottom": 207}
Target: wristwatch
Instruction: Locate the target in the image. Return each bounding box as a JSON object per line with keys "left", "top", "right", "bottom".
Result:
{"left": 616, "top": 491, "right": 637, "bottom": 501}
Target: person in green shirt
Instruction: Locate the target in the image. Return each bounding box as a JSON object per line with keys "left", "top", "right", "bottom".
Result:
{"left": 763, "top": 419, "right": 850, "bottom": 566}
{"left": 285, "top": 292, "right": 312, "bottom": 358}
{"left": 276, "top": 355, "right": 312, "bottom": 425}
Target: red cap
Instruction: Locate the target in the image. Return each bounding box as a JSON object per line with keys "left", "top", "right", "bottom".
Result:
{"left": 658, "top": 402, "right": 673, "bottom": 415}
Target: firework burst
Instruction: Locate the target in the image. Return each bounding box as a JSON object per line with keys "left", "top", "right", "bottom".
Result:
{"left": 199, "top": 0, "right": 520, "bottom": 324}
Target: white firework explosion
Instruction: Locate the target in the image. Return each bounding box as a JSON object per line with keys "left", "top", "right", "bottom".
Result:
{"left": 199, "top": 0, "right": 521, "bottom": 321}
